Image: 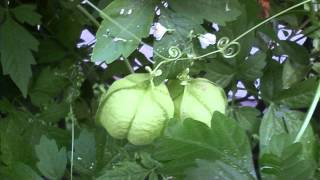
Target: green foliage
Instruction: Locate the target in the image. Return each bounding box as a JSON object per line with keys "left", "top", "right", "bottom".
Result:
{"left": 92, "top": 0, "right": 155, "bottom": 63}
{"left": 153, "top": 112, "right": 256, "bottom": 179}
{"left": 167, "top": 0, "right": 241, "bottom": 25}
{"left": 153, "top": 9, "right": 198, "bottom": 85}
{"left": 228, "top": 106, "right": 261, "bottom": 136}
{"left": 11, "top": 5, "right": 41, "bottom": 25}
{"left": 260, "top": 142, "right": 316, "bottom": 180}
{"left": 0, "top": 16, "right": 38, "bottom": 96}
{"left": 35, "top": 136, "right": 67, "bottom": 179}
{"left": 185, "top": 160, "right": 253, "bottom": 180}
{"left": 96, "top": 161, "right": 150, "bottom": 180}
{"left": 73, "top": 129, "right": 97, "bottom": 175}
{"left": 258, "top": 104, "right": 317, "bottom": 179}
{"left": 0, "top": 162, "right": 42, "bottom": 180}
{"left": 1, "top": 0, "right": 320, "bottom": 179}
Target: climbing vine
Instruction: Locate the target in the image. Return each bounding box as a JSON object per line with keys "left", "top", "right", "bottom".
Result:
{"left": 0, "top": 0, "right": 319, "bottom": 179}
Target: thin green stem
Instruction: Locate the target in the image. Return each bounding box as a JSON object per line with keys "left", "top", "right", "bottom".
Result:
{"left": 70, "top": 105, "right": 75, "bottom": 180}
{"left": 153, "top": 0, "right": 312, "bottom": 71}
{"left": 83, "top": 0, "right": 312, "bottom": 73}
{"left": 77, "top": 5, "right": 100, "bottom": 28}
{"left": 294, "top": 80, "right": 320, "bottom": 143}
{"left": 124, "top": 58, "right": 134, "bottom": 74}
{"left": 232, "top": 0, "right": 312, "bottom": 42}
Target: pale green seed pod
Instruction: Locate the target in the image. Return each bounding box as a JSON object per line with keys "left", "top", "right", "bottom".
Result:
{"left": 96, "top": 73, "right": 174, "bottom": 145}
{"left": 168, "top": 78, "right": 227, "bottom": 127}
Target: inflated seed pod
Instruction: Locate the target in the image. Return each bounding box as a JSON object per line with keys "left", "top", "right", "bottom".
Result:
{"left": 168, "top": 78, "right": 227, "bottom": 127}
{"left": 96, "top": 73, "right": 174, "bottom": 145}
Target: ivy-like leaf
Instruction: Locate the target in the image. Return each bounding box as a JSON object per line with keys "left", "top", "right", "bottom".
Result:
{"left": 11, "top": 5, "right": 41, "bottom": 25}
{"left": 3, "top": 162, "right": 42, "bottom": 180}
{"left": 276, "top": 41, "right": 310, "bottom": 88}
{"left": 96, "top": 161, "right": 149, "bottom": 180}
{"left": 0, "top": 16, "right": 38, "bottom": 97}
{"left": 237, "top": 52, "right": 267, "bottom": 81}
{"left": 167, "top": 0, "right": 241, "bottom": 25}
{"left": 274, "top": 78, "right": 317, "bottom": 109}
{"left": 153, "top": 112, "right": 256, "bottom": 179}
{"left": 38, "top": 102, "right": 69, "bottom": 123}
{"left": 92, "top": 0, "right": 155, "bottom": 63}
{"left": 193, "top": 58, "right": 235, "bottom": 88}
{"left": 185, "top": 159, "right": 252, "bottom": 180}
{"left": 260, "top": 60, "right": 283, "bottom": 102}
{"left": 228, "top": 106, "right": 261, "bottom": 136}
{"left": 153, "top": 9, "right": 200, "bottom": 85}
{"left": 29, "top": 67, "right": 69, "bottom": 107}
{"left": 259, "top": 105, "right": 316, "bottom": 159}
{"left": 0, "top": 110, "right": 36, "bottom": 166}
{"left": 260, "top": 140, "right": 316, "bottom": 180}
{"left": 35, "top": 136, "right": 67, "bottom": 180}
{"left": 73, "top": 129, "right": 96, "bottom": 175}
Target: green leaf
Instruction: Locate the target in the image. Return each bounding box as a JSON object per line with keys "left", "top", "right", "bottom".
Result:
{"left": 185, "top": 159, "right": 253, "bottom": 180}
{"left": 73, "top": 129, "right": 96, "bottom": 175}
{"left": 312, "top": 62, "right": 320, "bottom": 74}
{"left": 167, "top": 0, "right": 241, "bottom": 25}
{"left": 259, "top": 105, "right": 285, "bottom": 152}
{"left": 102, "top": 60, "right": 132, "bottom": 80}
{"left": 260, "top": 60, "right": 283, "bottom": 102}
{"left": 36, "top": 39, "right": 66, "bottom": 63}
{"left": 139, "top": 152, "right": 162, "bottom": 170}
{"left": 282, "top": 60, "right": 309, "bottom": 89}
{"left": 276, "top": 41, "right": 310, "bottom": 88}
{"left": 0, "top": 98, "right": 16, "bottom": 113}
{"left": 92, "top": 0, "right": 155, "bottom": 63}
{"left": 153, "top": 112, "right": 256, "bottom": 179}
{"left": 274, "top": 78, "right": 317, "bottom": 109}
{"left": 96, "top": 161, "right": 149, "bottom": 180}
{"left": 0, "top": 111, "right": 36, "bottom": 166}
{"left": 35, "top": 135, "right": 67, "bottom": 180}
{"left": 29, "top": 67, "right": 68, "bottom": 107}
{"left": 260, "top": 142, "right": 316, "bottom": 180}
{"left": 193, "top": 58, "right": 235, "bottom": 88}
{"left": 259, "top": 105, "right": 316, "bottom": 159}
{"left": 38, "top": 102, "right": 69, "bottom": 123}
{"left": 153, "top": 9, "right": 200, "bottom": 85}
{"left": 228, "top": 106, "right": 261, "bottom": 136}
{"left": 0, "top": 16, "right": 38, "bottom": 97}
{"left": 0, "top": 9, "right": 5, "bottom": 22}
{"left": 49, "top": 10, "right": 85, "bottom": 48}
{"left": 237, "top": 52, "right": 267, "bottom": 81}
{"left": 11, "top": 5, "right": 41, "bottom": 25}
{"left": 3, "top": 162, "right": 42, "bottom": 180}
{"left": 258, "top": 105, "right": 317, "bottom": 179}
{"left": 276, "top": 41, "right": 309, "bottom": 66}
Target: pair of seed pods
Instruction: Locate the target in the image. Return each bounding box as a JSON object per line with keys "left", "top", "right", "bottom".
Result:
{"left": 96, "top": 73, "right": 227, "bottom": 145}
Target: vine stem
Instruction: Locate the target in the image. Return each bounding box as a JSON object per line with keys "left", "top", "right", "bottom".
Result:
{"left": 294, "top": 80, "right": 320, "bottom": 143}
{"left": 77, "top": 4, "right": 100, "bottom": 28}
{"left": 124, "top": 58, "right": 134, "bottom": 73}
{"left": 195, "top": 0, "right": 313, "bottom": 59}
{"left": 232, "top": 0, "right": 312, "bottom": 42}
{"left": 70, "top": 105, "right": 75, "bottom": 180}
{"left": 83, "top": 0, "right": 313, "bottom": 71}
{"left": 151, "top": 0, "right": 313, "bottom": 72}
{"left": 81, "top": 0, "right": 319, "bottom": 145}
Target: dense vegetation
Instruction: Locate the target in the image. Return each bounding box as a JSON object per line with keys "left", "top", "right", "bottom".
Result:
{"left": 0, "top": 0, "right": 320, "bottom": 179}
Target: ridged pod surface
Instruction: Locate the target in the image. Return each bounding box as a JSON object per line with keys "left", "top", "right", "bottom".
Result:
{"left": 168, "top": 78, "right": 227, "bottom": 127}
{"left": 96, "top": 73, "right": 174, "bottom": 145}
